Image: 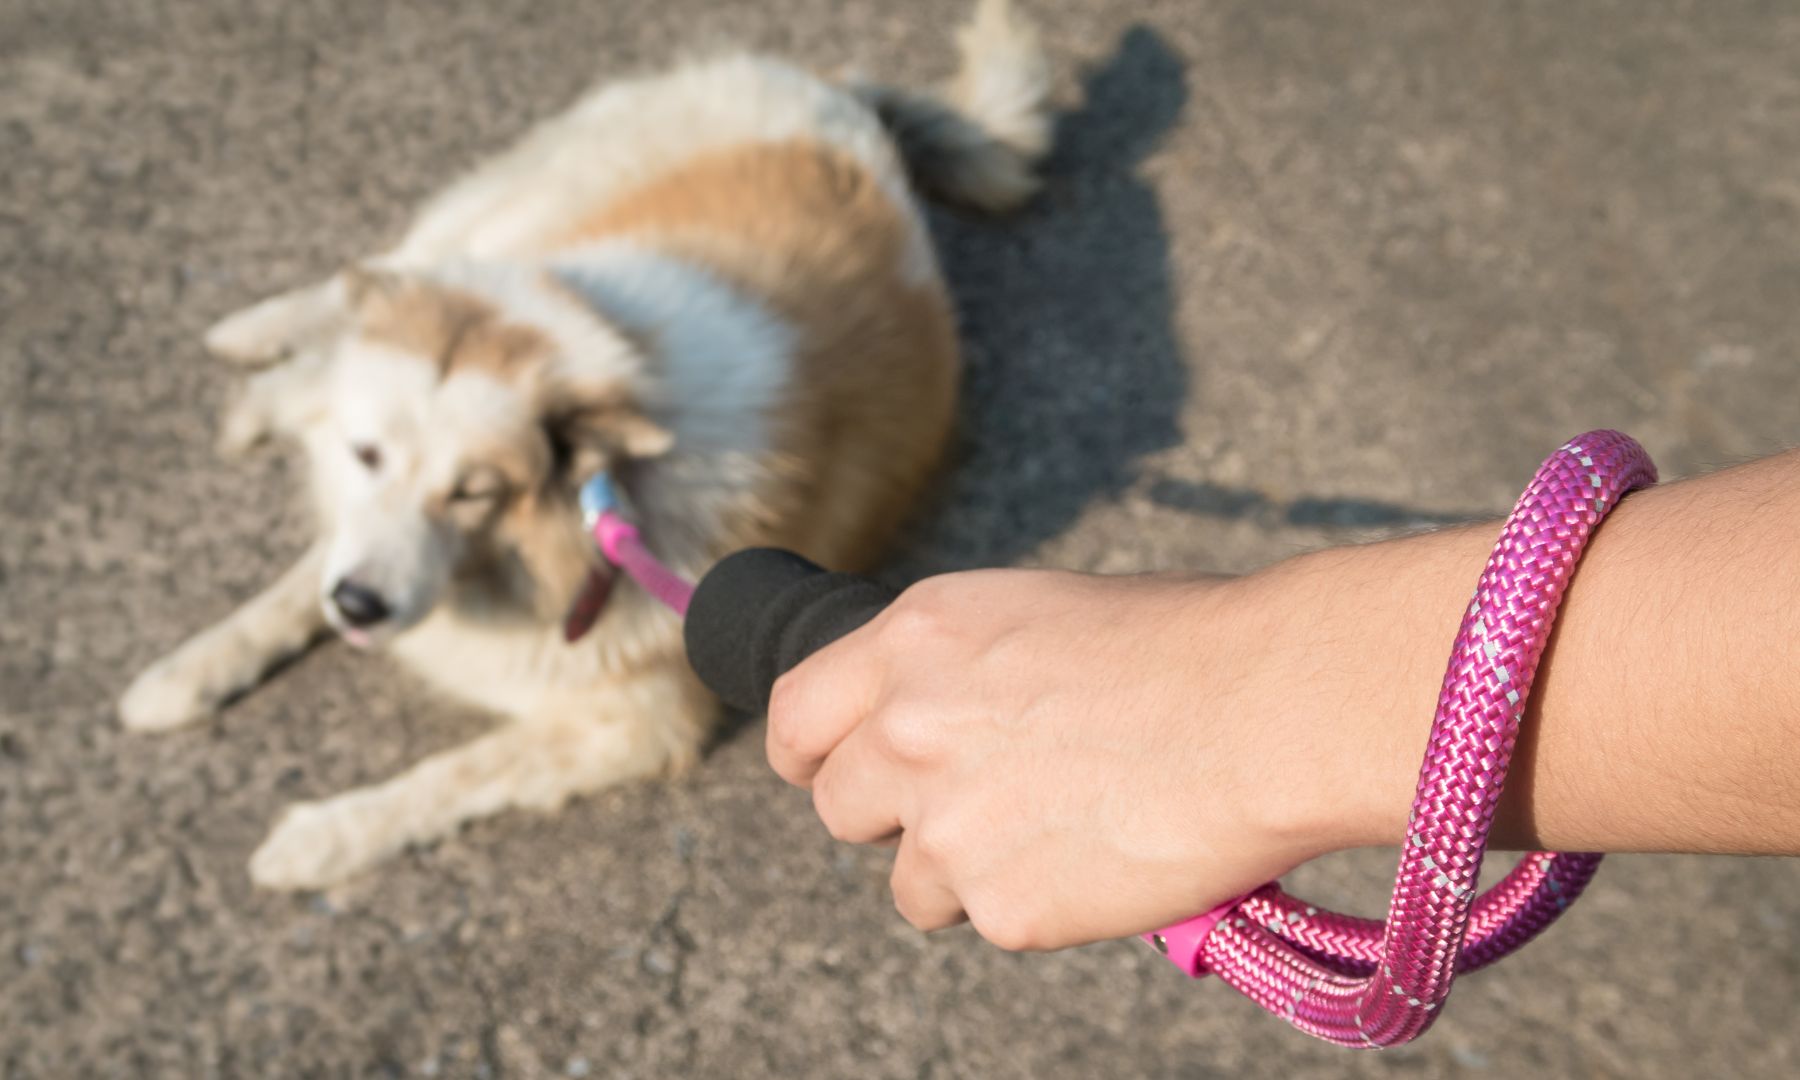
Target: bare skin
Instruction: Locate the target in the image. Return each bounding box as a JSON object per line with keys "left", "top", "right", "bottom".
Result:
{"left": 766, "top": 450, "right": 1800, "bottom": 952}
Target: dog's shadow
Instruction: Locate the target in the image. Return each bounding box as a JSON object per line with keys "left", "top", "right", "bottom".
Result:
{"left": 891, "top": 25, "right": 1191, "bottom": 577}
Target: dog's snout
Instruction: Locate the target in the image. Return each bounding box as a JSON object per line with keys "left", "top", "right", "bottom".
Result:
{"left": 330, "top": 580, "right": 392, "bottom": 628}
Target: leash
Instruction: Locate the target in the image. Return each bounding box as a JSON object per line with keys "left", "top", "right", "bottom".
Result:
{"left": 572, "top": 431, "right": 1657, "bottom": 1047}
{"left": 577, "top": 476, "right": 695, "bottom": 617}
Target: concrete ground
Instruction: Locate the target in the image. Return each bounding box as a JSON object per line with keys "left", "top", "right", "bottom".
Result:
{"left": 4, "top": 0, "right": 1799, "bottom": 1075}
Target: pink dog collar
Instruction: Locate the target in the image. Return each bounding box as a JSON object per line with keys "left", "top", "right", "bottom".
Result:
{"left": 1143, "top": 431, "right": 1657, "bottom": 1047}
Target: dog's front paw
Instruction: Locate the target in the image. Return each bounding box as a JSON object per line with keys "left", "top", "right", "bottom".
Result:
{"left": 250, "top": 799, "right": 390, "bottom": 891}
{"left": 119, "top": 654, "right": 221, "bottom": 732}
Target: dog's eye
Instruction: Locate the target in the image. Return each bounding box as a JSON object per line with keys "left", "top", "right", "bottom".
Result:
{"left": 351, "top": 443, "right": 382, "bottom": 471}
{"left": 450, "top": 470, "right": 504, "bottom": 503}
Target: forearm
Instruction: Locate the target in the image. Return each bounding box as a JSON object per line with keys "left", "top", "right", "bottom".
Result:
{"left": 1248, "top": 449, "right": 1800, "bottom": 857}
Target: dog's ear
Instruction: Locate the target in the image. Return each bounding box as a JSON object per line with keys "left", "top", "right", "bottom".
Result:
{"left": 542, "top": 374, "right": 674, "bottom": 477}
{"left": 339, "top": 264, "right": 410, "bottom": 314}
{"left": 217, "top": 351, "right": 332, "bottom": 458}
{"left": 555, "top": 401, "right": 675, "bottom": 475}
{"left": 203, "top": 276, "right": 351, "bottom": 365}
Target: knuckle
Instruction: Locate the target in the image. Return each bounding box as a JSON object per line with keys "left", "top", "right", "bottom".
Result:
{"left": 889, "top": 862, "right": 952, "bottom": 933}
{"left": 765, "top": 678, "right": 815, "bottom": 755}
{"left": 878, "top": 602, "right": 945, "bottom": 652}
{"left": 909, "top": 819, "right": 960, "bottom": 865}
{"left": 810, "top": 775, "right": 852, "bottom": 842}
{"left": 893, "top": 898, "right": 935, "bottom": 933}
{"left": 766, "top": 673, "right": 802, "bottom": 731}
{"left": 880, "top": 576, "right": 968, "bottom": 650}
{"left": 890, "top": 880, "right": 931, "bottom": 932}
{"left": 901, "top": 573, "right": 960, "bottom": 607}
{"left": 876, "top": 703, "right": 945, "bottom": 765}
{"left": 902, "top": 569, "right": 998, "bottom": 615}
{"left": 968, "top": 902, "right": 1043, "bottom": 953}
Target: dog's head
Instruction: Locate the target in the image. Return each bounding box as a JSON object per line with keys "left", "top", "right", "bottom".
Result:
{"left": 206, "top": 266, "right": 670, "bottom": 645}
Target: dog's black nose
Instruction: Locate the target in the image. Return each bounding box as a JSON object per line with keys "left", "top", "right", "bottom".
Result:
{"left": 330, "top": 580, "right": 391, "bottom": 628}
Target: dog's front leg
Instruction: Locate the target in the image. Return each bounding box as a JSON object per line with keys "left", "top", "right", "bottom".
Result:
{"left": 248, "top": 665, "right": 711, "bottom": 890}
{"left": 120, "top": 543, "right": 329, "bottom": 731}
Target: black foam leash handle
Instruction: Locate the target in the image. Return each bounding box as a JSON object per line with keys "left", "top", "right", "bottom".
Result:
{"left": 684, "top": 548, "right": 897, "bottom": 713}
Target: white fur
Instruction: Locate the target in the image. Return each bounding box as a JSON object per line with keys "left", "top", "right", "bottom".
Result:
{"left": 387, "top": 56, "right": 939, "bottom": 285}
{"left": 951, "top": 0, "right": 1053, "bottom": 159}
{"left": 313, "top": 346, "right": 450, "bottom": 639}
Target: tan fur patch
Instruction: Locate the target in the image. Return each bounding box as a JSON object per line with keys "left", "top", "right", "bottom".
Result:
{"left": 558, "top": 139, "right": 960, "bottom": 569}
{"left": 353, "top": 272, "right": 552, "bottom": 379}
{"left": 501, "top": 487, "right": 597, "bottom": 621}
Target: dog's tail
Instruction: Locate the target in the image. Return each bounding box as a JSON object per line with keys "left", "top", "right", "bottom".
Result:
{"left": 856, "top": 0, "right": 1052, "bottom": 213}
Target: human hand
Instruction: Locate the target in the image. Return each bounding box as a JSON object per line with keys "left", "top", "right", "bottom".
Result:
{"left": 764, "top": 567, "right": 1396, "bottom": 951}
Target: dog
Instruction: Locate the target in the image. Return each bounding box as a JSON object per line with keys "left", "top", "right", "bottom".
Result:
{"left": 116, "top": 0, "right": 1052, "bottom": 890}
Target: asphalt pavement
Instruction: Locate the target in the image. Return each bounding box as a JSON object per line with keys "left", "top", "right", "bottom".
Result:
{"left": 4, "top": 1, "right": 1798, "bottom": 1076}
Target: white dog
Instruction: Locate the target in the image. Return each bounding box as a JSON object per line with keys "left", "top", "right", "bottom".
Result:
{"left": 119, "top": 0, "right": 1051, "bottom": 890}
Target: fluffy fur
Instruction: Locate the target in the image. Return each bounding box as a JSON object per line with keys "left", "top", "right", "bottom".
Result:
{"left": 119, "top": 0, "right": 1052, "bottom": 889}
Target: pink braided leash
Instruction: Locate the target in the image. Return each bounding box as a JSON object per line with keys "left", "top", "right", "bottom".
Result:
{"left": 1143, "top": 430, "right": 1657, "bottom": 1046}
{"left": 595, "top": 515, "right": 695, "bottom": 617}
{"left": 574, "top": 474, "right": 697, "bottom": 620}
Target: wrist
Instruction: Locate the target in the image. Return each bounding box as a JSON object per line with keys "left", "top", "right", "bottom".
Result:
{"left": 1217, "top": 526, "right": 1501, "bottom": 861}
